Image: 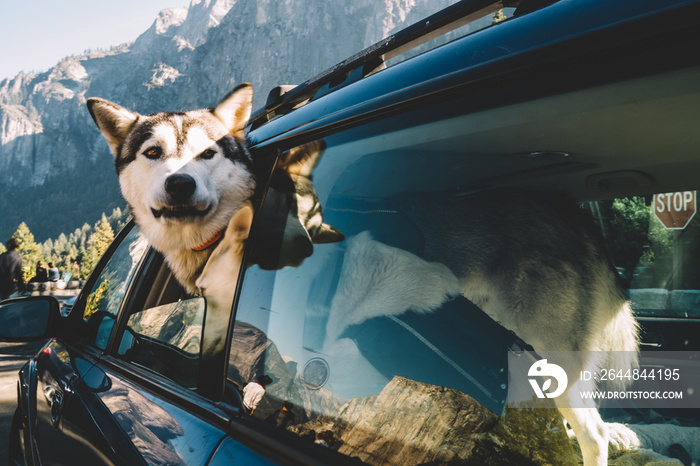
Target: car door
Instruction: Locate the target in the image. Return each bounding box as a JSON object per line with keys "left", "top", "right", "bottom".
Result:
{"left": 87, "top": 291, "right": 228, "bottom": 465}
{"left": 66, "top": 244, "right": 277, "bottom": 465}
{"left": 29, "top": 223, "right": 150, "bottom": 464}
{"left": 27, "top": 222, "right": 265, "bottom": 465}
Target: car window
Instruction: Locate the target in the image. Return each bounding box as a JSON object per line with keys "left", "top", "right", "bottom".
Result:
{"left": 231, "top": 137, "right": 532, "bottom": 462}
{"left": 231, "top": 68, "right": 700, "bottom": 463}
{"left": 98, "top": 247, "right": 207, "bottom": 389}
{"left": 587, "top": 193, "right": 700, "bottom": 318}
{"left": 77, "top": 225, "right": 149, "bottom": 350}
{"left": 116, "top": 296, "right": 206, "bottom": 389}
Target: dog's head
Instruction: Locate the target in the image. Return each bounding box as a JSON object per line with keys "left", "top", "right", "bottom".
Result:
{"left": 252, "top": 141, "right": 344, "bottom": 270}
{"left": 87, "top": 84, "right": 255, "bottom": 252}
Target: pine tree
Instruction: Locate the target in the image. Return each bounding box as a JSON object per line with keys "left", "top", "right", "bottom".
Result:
{"left": 82, "top": 214, "right": 115, "bottom": 278}
{"left": 9, "top": 208, "right": 127, "bottom": 284}
{"left": 107, "top": 207, "right": 129, "bottom": 234}
{"left": 12, "top": 223, "right": 43, "bottom": 281}
{"left": 67, "top": 244, "right": 79, "bottom": 266}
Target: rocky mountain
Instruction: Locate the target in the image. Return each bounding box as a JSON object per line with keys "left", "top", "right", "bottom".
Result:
{"left": 0, "top": 0, "right": 467, "bottom": 241}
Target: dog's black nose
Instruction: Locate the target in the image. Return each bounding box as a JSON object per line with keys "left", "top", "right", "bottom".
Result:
{"left": 165, "top": 174, "right": 196, "bottom": 203}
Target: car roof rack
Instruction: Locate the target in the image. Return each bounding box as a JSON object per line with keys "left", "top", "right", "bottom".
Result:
{"left": 250, "top": 0, "right": 559, "bottom": 129}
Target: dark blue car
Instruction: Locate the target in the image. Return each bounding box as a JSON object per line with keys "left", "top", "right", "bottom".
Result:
{"left": 3, "top": 0, "right": 700, "bottom": 464}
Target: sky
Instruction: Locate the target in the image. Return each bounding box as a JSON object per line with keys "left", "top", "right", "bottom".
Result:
{"left": 0, "top": 0, "right": 189, "bottom": 81}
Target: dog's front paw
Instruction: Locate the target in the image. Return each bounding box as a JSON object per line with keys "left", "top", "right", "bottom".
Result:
{"left": 607, "top": 422, "right": 641, "bottom": 453}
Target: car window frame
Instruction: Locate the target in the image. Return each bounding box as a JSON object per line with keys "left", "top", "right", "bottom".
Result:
{"left": 68, "top": 225, "right": 242, "bottom": 428}
{"left": 86, "top": 238, "right": 236, "bottom": 408}
{"left": 64, "top": 219, "right": 150, "bottom": 356}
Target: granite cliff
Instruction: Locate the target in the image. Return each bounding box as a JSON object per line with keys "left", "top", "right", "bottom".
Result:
{"left": 0, "top": 0, "right": 463, "bottom": 241}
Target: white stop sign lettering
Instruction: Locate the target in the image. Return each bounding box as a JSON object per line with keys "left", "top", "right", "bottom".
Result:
{"left": 653, "top": 191, "right": 697, "bottom": 230}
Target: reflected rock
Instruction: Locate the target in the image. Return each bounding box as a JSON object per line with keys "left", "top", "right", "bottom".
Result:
{"left": 290, "top": 376, "right": 578, "bottom": 465}
{"left": 292, "top": 376, "right": 496, "bottom": 464}
{"left": 101, "top": 384, "right": 185, "bottom": 465}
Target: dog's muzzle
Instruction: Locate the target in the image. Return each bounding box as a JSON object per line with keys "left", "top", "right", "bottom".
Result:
{"left": 151, "top": 173, "right": 212, "bottom": 220}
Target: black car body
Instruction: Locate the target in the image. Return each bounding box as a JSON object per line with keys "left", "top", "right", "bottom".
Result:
{"left": 3, "top": 0, "right": 700, "bottom": 464}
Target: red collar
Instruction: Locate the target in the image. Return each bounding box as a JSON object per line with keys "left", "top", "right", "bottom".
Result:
{"left": 192, "top": 230, "right": 224, "bottom": 251}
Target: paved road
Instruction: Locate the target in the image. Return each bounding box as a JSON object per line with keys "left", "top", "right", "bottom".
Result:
{"left": 0, "top": 341, "right": 46, "bottom": 466}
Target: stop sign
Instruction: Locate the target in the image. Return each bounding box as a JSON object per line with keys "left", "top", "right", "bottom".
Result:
{"left": 653, "top": 191, "right": 697, "bottom": 230}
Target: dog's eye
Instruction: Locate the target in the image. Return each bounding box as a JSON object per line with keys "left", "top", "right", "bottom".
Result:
{"left": 199, "top": 149, "right": 217, "bottom": 160}
{"left": 143, "top": 147, "right": 162, "bottom": 159}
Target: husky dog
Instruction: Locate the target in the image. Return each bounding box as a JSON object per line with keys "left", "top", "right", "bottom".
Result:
{"left": 196, "top": 141, "right": 344, "bottom": 354}
{"left": 87, "top": 84, "right": 255, "bottom": 294}
{"left": 324, "top": 189, "right": 638, "bottom": 466}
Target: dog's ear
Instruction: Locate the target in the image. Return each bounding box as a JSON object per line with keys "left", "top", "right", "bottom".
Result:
{"left": 213, "top": 83, "right": 253, "bottom": 139}
{"left": 312, "top": 223, "right": 345, "bottom": 244}
{"left": 278, "top": 140, "right": 327, "bottom": 177}
{"left": 87, "top": 98, "right": 139, "bottom": 157}
{"left": 224, "top": 201, "right": 254, "bottom": 255}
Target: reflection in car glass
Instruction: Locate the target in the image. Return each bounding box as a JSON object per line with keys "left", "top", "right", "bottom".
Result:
{"left": 79, "top": 227, "right": 149, "bottom": 349}
{"left": 230, "top": 69, "right": 700, "bottom": 464}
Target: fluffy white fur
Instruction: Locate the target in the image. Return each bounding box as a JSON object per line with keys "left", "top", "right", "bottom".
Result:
{"left": 608, "top": 422, "right": 700, "bottom": 463}
{"left": 325, "top": 231, "right": 461, "bottom": 343}
{"left": 325, "top": 231, "right": 641, "bottom": 466}
{"left": 195, "top": 202, "right": 253, "bottom": 355}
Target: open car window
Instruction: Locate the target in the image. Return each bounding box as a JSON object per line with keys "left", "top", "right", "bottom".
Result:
{"left": 108, "top": 249, "right": 207, "bottom": 390}
{"left": 117, "top": 297, "right": 206, "bottom": 389}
